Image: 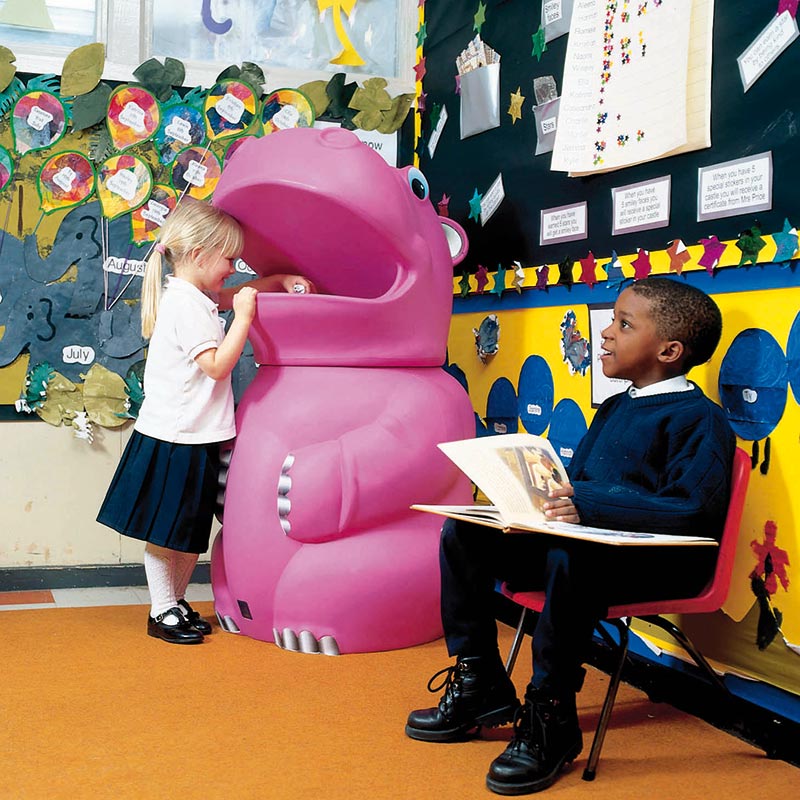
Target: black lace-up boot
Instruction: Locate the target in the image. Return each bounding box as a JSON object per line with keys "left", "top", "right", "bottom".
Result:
{"left": 405, "top": 656, "right": 520, "bottom": 742}
{"left": 486, "top": 688, "right": 583, "bottom": 795}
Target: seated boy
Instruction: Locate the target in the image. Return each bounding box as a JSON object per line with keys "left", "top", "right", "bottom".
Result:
{"left": 405, "top": 277, "right": 736, "bottom": 795}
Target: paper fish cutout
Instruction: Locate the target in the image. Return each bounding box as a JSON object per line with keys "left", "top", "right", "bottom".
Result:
{"left": 262, "top": 88, "right": 315, "bottom": 134}
{"left": 171, "top": 146, "right": 222, "bottom": 201}
{"left": 0, "top": 145, "right": 14, "bottom": 192}
{"left": 107, "top": 85, "right": 161, "bottom": 151}
{"left": 97, "top": 154, "right": 153, "bottom": 220}
{"left": 130, "top": 183, "right": 177, "bottom": 244}
{"left": 38, "top": 151, "right": 96, "bottom": 214}
{"left": 154, "top": 103, "right": 206, "bottom": 165}
{"left": 11, "top": 91, "right": 66, "bottom": 155}
{"left": 204, "top": 80, "right": 258, "bottom": 141}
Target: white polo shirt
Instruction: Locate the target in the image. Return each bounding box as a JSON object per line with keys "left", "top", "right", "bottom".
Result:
{"left": 135, "top": 276, "right": 236, "bottom": 444}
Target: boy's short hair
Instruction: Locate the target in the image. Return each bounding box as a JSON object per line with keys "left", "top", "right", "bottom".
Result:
{"left": 630, "top": 277, "right": 722, "bottom": 370}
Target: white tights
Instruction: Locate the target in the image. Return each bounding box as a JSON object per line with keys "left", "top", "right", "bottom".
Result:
{"left": 143, "top": 542, "right": 199, "bottom": 618}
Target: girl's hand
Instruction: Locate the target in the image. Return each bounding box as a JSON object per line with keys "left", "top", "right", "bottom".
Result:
{"left": 543, "top": 485, "right": 581, "bottom": 524}
{"left": 278, "top": 274, "right": 316, "bottom": 294}
{"left": 233, "top": 286, "right": 257, "bottom": 322}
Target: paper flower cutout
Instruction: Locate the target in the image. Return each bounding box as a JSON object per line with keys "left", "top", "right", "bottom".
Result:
{"left": 736, "top": 224, "right": 766, "bottom": 266}
{"left": 512, "top": 261, "right": 525, "bottom": 293}
{"left": 531, "top": 26, "right": 547, "bottom": 61}
{"left": 474, "top": 1, "right": 487, "bottom": 33}
{"left": 666, "top": 239, "right": 691, "bottom": 274}
{"left": 772, "top": 218, "right": 798, "bottom": 265}
{"left": 491, "top": 264, "right": 507, "bottom": 296}
{"left": 508, "top": 87, "right": 525, "bottom": 124}
{"left": 437, "top": 193, "right": 451, "bottom": 217}
{"left": 535, "top": 265, "right": 550, "bottom": 290}
{"left": 631, "top": 248, "right": 652, "bottom": 280}
{"left": 475, "top": 264, "right": 489, "bottom": 293}
{"left": 698, "top": 235, "right": 727, "bottom": 273}
{"left": 468, "top": 188, "right": 483, "bottom": 222}
{"left": 579, "top": 252, "right": 598, "bottom": 288}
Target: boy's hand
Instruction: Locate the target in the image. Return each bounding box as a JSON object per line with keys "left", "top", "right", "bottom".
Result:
{"left": 544, "top": 485, "right": 581, "bottom": 524}
{"left": 233, "top": 286, "right": 257, "bottom": 322}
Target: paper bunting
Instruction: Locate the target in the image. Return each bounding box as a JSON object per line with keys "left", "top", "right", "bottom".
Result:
{"left": 414, "top": 57, "right": 427, "bottom": 83}
{"left": 558, "top": 256, "right": 574, "bottom": 288}
{"left": 491, "top": 264, "right": 507, "bottom": 296}
{"left": 204, "top": 80, "right": 258, "bottom": 141}
{"left": 532, "top": 26, "right": 548, "bottom": 60}
{"left": 130, "top": 183, "right": 177, "bottom": 245}
{"left": 512, "top": 261, "right": 525, "bottom": 293}
{"left": 772, "top": 218, "right": 799, "bottom": 264}
{"left": 508, "top": 87, "right": 525, "bottom": 124}
{"left": 459, "top": 271, "right": 471, "bottom": 297}
{"left": 11, "top": 91, "right": 66, "bottom": 155}
{"left": 698, "top": 235, "right": 727, "bottom": 273}
{"left": 437, "top": 193, "right": 451, "bottom": 217}
{"left": 416, "top": 21, "right": 428, "bottom": 48}
{"left": 736, "top": 224, "right": 766, "bottom": 266}
{"left": 666, "top": 239, "right": 691, "bottom": 273}
{"left": 603, "top": 251, "right": 626, "bottom": 287}
{"left": 468, "top": 188, "right": 483, "bottom": 221}
{"left": 417, "top": 91, "right": 427, "bottom": 115}
{"left": 631, "top": 248, "right": 652, "bottom": 280}
{"left": 777, "top": 0, "right": 799, "bottom": 17}
{"left": 171, "top": 146, "right": 222, "bottom": 201}
{"left": 262, "top": 88, "right": 315, "bottom": 134}
{"left": 38, "top": 151, "right": 96, "bottom": 214}
{"left": 475, "top": 264, "right": 489, "bottom": 293}
{"left": 474, "top": 2, "right": 487, "bottom": 33}
{"left": 97, "top": 154, "right": 153, "bottom": 220}
{"left": 579, "top": 252, "right": 598, "bottom": 288}
{"left": 535, "top": 265, "right": 550, "bottom": 290}
{"left": 106, "top": 85, "right": 160, "bottom": 151}
{"left": 154, "top": 104, "right": 206, "bottom": 165}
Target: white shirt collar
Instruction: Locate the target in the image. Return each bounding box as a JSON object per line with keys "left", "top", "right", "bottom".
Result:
{"left": 628, "top": 375, "right": 693, "bottom": 398}
{"left": 164, "top": 275, "right": 218, "bottom": 312}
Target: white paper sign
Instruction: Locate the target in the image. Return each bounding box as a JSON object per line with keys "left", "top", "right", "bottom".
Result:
{"left": 697, "top": 152, "right": 773, "bottom": 222}
{"left": 541, "top": 115, "right": 557, "bottom": 135}
{"left": 165, "top": 117, "right": 192, "bottom": 144}
{"left": 27, "top": 105, "right": 53, "bottom": 131}
{"left": 480, "top": 174, "right": 505, "bottom": 226}
{"left": 62, "top": 345, "right": 96, "bottom": 365}
{"left": 611, "top": 175, "right": 671, "bottom": 234}
{"left": 52, "top": 166, "right": 76, "bottom": 193}
{"left": 103, "top": 257, "right": 147, "bottom": 276}
{"left": 543, "top": 0, "right": 563, "bottom": 24}
{"left": 272, "top": 105, "right": 300, "bottom": 129}
{"left": 738, "top": 11, "right": 799, "bottom": 92}
{"left": 540, "top": 202, "right": 588, "bottom": 245}
{"left": 184, "top": 160, "right": 208, "bottom": 187}
{"left": 215, "top": 93, "right": 245, "bottom": 124}
{"left": 427, "top": 105, "right": 449, "bottom": 159}
{"left": 106, "top": 169, "right": 138, "bottom": 201}
{"left": 118, "top": 102, "right": 146, "bottom": 131}
{"left": 140, "top": 199, "right": 169, "bottom": 225}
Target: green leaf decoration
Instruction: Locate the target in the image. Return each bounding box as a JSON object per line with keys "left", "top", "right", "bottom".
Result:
{"left": 82, "top": 363, "right": 128, "bottom": 427}
{"left": 120, "top": 360, "right": 145, "bottom": 419}
{"left": 60, "top": 43, "right": 105, "bottom": 97}
{"left": 350, "top": 78, "right": 393, "bottom": 131}
{"left": 70, "top": 81, "right": 112, "bottom": 131}
{"left": 24, "top": 362, "right": 56, "bottom": 411}
{"left": 215, "top": 62, "right": 265, "bottom": 96}
{"left": 0, "top": 45, "right": 16, "bottom": 93}
{"left": 163, "top": 57, "right": 185, "bottom": 89}
{"left": 180, "top": 85, "right": 208, "bottom": 108}
{"left": 297, "top": 80, "right": 331, "bottom": 118}
{"left": 325, "top": 73, "right": 357, "bottom": 128}
{"left": 88, "top": 124, "right": 114, "bottom": 164}
{"left": 133, "top": 57, "right": 185, "bottom": 102}
{"left": 26, "top": 73, "right": 60, "bottom": 93}
{"left": 377, "top": 92, "right": 414, "bottom": 134}
{"left": 0, "top": 75, "right": 24, "bottom": 119}
{"left": 36, "top": 370, "right": 83, "bottom": 427}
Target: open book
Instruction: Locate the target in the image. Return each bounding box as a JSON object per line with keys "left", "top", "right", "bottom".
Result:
{"left": 413, "top": 434, "right": 716, "bottom": 547}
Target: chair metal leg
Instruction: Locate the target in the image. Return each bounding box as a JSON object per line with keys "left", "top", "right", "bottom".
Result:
{"left": 582, "top": 617, "right": 631, "bottom": 781}
{"left": 505, "top": 607, "right": 530, "bottom": 676}
{"left": 639, "top": 615, "right": 728, "bottom": 694}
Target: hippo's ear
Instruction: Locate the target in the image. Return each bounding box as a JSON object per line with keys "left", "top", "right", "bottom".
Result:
{"left": 440, "top": 218, "right": 468, "bottom": 266}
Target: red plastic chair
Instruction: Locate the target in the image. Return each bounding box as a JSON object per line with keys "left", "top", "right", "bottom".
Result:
{"left": 501, "top": 446, "right": 750, "bottom": 781}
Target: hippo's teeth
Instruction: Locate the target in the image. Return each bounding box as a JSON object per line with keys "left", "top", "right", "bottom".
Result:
{"left": 278, "top": 474, "right": 292, "bottom": 495}
{"left": 281, "top": 454, "right": 295, "bottom": 473}
{"left": 280, "top": 518, "right": 291, "bottom": 535}
{"left": 277, "top": 496, "right": 291, "bottom": 516}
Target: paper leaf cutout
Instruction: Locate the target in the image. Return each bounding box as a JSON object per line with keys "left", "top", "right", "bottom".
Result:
{"left": 38, "top": 151, "right": 96, "bottom": 214}
{"left": 0, "top": 45, "right": 16, "bottom": 93}
{"left": 107, "top": 85, "right": 161, "bottom": 151}
{"left": 171, "top": 146, "right": 221, "bottom": 201}
{"left": 81, "top": 363, "right": 129, "bottom": 427}
{"left": 130, "top": 183, "right": 177, "bottom": 244}
{"left": 349, "top": 77, "right": 393, "bottom": 131}
{"left": 204, "top": 80, "right": 257, "bottom": 141}
{"left": 297, "top": 80, "right": 331, "bottom": 118}
{"left": 0, "top": 145, "right": 13, "bottom": 193}
{"left": 133, "top": 57, "right": 186, "bottom": 103}
{"left": 122, "top": 361, "right": 145, "bottom": 419}
{"left": 36, "top": 369, "right": 83, "bottom": 427}
{"left": 60, "top": 42, "right": 105, "bottom": 97}
{"left": 70, "top": 81, "right": 112, "bottom": 131}
{"left": 11, "top": 90, "right": 66, "bottom": 154}
{"left": 325, "top": 73, "right": 358, "bottom": 128}
{"left": 22, "top": 362, "right": 55, "bottom": 411}
{"left": 377, "top": 93, "right": 415, "bottom": 134}
{"left": 97, "top": 153, "right": 153, "bottom": 220}
{"left": 215, "top": 62, "right": 265, "bottom": 95}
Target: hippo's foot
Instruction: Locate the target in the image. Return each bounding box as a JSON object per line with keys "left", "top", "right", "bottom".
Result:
{"left": 273, "top": 627, "right": 340, "bottom": 656}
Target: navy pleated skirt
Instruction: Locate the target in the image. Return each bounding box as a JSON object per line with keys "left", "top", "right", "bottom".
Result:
{"left": 97, "top": 430, "right": 224, "bottom": 554}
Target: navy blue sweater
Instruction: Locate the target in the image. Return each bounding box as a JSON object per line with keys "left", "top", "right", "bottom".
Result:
{"left": 567, "top": 386, "right": 736, "bottom": 539}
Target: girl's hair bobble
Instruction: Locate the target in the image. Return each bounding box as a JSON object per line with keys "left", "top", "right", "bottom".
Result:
{"left": 154, "top": 243, "right": 166, "bottom": 255}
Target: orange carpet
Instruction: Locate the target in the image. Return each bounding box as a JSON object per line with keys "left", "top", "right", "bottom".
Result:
{"left": 2, "top": 603, "right": 796, "bottom": 799}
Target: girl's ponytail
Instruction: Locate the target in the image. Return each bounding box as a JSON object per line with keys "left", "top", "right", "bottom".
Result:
{"left": 140, "top": 244, "right": 165, "bottom": 339}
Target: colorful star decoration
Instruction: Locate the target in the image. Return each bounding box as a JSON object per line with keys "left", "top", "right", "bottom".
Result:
{"left": 416, "top": 21, "right": 428, "bottom": 48}
{"left": 778, "top": 0, "right": 799, "bottom": 18}
{"left": 535, "top": 265, "right": 550, "bottom": 291}
{"left": 698, "top": 235, "right": 727, "bottom": 273}
{"left": 666, "top": 239, "right": 691, "bottom": 274}
{"left": 508, "top": 87, "right": 525, "bottom": 124}
{"left": 512, "top": 261, "right": 525, "bottom": 293}
{"left": 736, "top": 224, "right": 766, "bottom": 267}
{"left": 491, "top": 264, "right": 507, "bottom": 296}
{"left": 455, "top": 74, "right": 462, "bottom": 95}
{"left": 475, "top": 264, "right": 489, "bottom": 293}
{"left": 416, "top": 90, "right": 427, "bottom": 114}
{"left": 474, "top": 1, "right": 487, "bottom": 33}
{"left": 413, "top": 56, "right": 427, "bottom": 83}
{"left": 459, "top": 271, "right": 471, "bottom": 298}
{"left": 531, "top": 26, "right": 547, "bottom": 61}
{"left": 631, "top": 248, "right": 652, "bottom": 280}
{"left": 468, "top": 188, "right": 483, "bottom": 222}
{"left": 579, "top": 252, "right": 598, "bottom": 288}
{"left": 437, "top": 193, "right": 451, "bottom": 217}
{"left": 558, "top": 256, "right": 574, "bottom": 288}
{"left": 772, "top": 218, "right": 799, "bottom": 264}
{"left": 602, "top": 251, "right": 626, "bottom": 287}
{"left": 429, "top": 102, "right": 443, "bottom": 130}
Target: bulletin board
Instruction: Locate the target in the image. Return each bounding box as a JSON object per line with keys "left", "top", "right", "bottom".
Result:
{"left": 418, "top": 0, "right": 800, "bottom": 276}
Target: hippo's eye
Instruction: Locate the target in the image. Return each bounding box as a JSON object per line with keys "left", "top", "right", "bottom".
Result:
{"left": 407, "top": 167, "right": 429, "bottom": 200}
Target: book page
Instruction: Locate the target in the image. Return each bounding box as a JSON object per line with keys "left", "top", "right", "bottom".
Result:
{"left": 552, "top": 0, "right": 711, "bottom": 176}
{"left": 437, "top": 434, "right": 568, "bottom": 520}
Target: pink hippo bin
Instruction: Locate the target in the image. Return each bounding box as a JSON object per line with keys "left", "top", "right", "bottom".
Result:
{"left": 211, "top": 127, "right": 475, "bottom": 654}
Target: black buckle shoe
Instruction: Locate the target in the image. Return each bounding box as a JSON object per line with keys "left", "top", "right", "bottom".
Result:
{"left": 180, "top": 601, "right": 212, "bottom": 635}
{"left": 486, "top": 691, "right": 582, "bottom": 795}
{"left": 405, "top": 657, "right": 520, "bottom": 742}
{"left": 147, "top": 606, "right": 204, "bottom": 644}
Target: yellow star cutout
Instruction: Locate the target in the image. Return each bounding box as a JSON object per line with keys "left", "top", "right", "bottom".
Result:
{"left": 508, "top": 87, "right": 525, "bottom": 124}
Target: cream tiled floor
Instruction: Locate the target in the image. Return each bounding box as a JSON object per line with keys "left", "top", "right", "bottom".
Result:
{"left": 0, "top": 583, "right": 214, "bottom": 612}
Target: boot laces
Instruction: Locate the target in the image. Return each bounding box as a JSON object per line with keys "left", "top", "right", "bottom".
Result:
{"left": 508, "top": 700, "right": 550, "bottom": 757}
{"left": 426, "top": 663, "right": 467, "bottom": 716}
